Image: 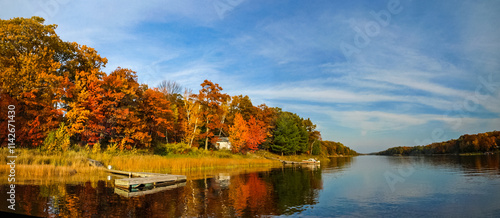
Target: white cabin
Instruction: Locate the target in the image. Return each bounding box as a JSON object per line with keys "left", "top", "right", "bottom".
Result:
{"left": 215, "top": 137, "right": 231, "bottom": 150}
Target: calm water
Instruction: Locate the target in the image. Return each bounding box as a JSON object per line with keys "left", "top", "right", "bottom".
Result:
{"left": 2, "top": 154, "right": 500, "bottom": 217}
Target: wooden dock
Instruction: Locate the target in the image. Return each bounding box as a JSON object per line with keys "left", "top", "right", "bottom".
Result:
{"left": 88, "top": 159, "right": 187, "bottom": 190}
{"left": 114, "top": 173, "right": 187, "bottom": 189}
{"left": 114, "top": 182, "right": 186, "bottom": 198}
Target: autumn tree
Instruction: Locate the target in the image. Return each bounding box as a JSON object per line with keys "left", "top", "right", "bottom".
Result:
{"left": 139, "top": 87, "right": 174, "bottom": 146}
{"left": 64, "top": 68, "right": 106, "bottom": 145}
{"left": 182, "top": 89, "right": 203, "bottom": 147}
{"left": 197, "top": 80, "right": 230, "bottom": 150}
{"left": 228, "top": 95, "right": 258, "bottom": 125}
{"left": 0, "top": 17, "right": 65, "bottom": 147}
{"left": 245, "top": 116, "right": 267, "bottom": 152}
{"left": 100, "top": 67, "right": 148, "bottom": 149}
{"left": 229, "top": 113, "right": 247, "bottom": 153}
{"left": 0, "top": 16, "right": 110, "bottom": 148}
{"left": 157, "top": 80, "right": 186, "bottom": 143}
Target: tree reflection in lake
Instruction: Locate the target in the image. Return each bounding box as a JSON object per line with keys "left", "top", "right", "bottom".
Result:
{"left": 384, "top": 153, "right": 500, "bottom": 177}
{"left": 8, "top": 154, "right": 500, "bottom": 217}
{"left": 1, "top": 163, "right": 334, "bottom": 217}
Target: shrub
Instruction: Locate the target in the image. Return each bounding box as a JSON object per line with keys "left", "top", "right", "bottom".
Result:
{"left": 154, "top": 143, "right": 191, "bottom": 155}
{"left": 42, "top": 123, "right": 70, "bottom": 153}
{"left": 92, "top": 142, "right": 102, "bottom": 154}
{"left": 106, "top": 142, "right": 118, "bottom": 154}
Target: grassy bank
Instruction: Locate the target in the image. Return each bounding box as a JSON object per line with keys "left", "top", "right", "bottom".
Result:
{"left": 0, "top": 147, "right": 341, "bottom": 184}
{"left": 0, "top": 148, "right": 109, "bottom": 184}
{"left": 90, "top": 151, "right": 282, "bottom": 174}
{"left": 0, "top": 148, "right": 284, "bottom": 177}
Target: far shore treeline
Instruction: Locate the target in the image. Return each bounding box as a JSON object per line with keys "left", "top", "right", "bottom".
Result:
{"left": 0, "top": 17, "right": 356, "bottom": 156}
{"left": 377, "top": 131, "right": 500, "bottom": 156}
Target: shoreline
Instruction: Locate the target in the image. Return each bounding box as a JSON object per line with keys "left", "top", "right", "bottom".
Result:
{"left": 0, "top": 148, "right": 348, "bottom": 183}
{"left": 373, "top": 150, "right": 500, "bottom": 157}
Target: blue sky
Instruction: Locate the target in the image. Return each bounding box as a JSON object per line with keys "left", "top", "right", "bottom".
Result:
{"left": 2, "top": 0, "right": 500, "bottom": 153}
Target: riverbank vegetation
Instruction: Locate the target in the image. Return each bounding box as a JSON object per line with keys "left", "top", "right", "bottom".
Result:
{"left": 0, "top": 16, "right": 357, "bottom": 163}
{"left": 377, "top": 131, "right": 500, "bottom": 156}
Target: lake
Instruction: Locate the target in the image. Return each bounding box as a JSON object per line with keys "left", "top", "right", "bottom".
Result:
{"left": 2, "top": 154, "right": 500, "bottom": 217}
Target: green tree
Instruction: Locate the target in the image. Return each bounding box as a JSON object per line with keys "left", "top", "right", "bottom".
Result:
{"left": 271, "top": 112, "right": 300, "bottom": 155}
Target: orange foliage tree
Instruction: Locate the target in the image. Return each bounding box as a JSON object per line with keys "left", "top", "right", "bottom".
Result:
{"left": 197, "top": 80, "right": 230, "bottom": 150}
{"left": 100, "top": 68, "right": 145, "bottom": 149}
{"left": 229, "top": 113, "right": 248, "bottom": 153}
{"left": 0, "top": 17, "right": 66, "bottom": 147}
{"left": 229, "top": 113, "right": 266, "bottom": 153}
{"left": 64, "top": 69, "right": 106, "bottom": 145}
{"left": 245, "top": 116, "right": 267, "bottom": 152}
{"left": 139, "top": 88, "right": 174, "bottom": 146}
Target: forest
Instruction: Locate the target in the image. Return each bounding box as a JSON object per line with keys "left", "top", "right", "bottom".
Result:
{"left": 377, "top": 131, "right": 500, "bottom": 155}
{"left": 0, "top": 16, "right": 356, "bottom": 156}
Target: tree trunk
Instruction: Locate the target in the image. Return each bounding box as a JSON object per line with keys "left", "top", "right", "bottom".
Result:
{"left": 165, "top": 130, "right": 169, "bottom": 144}
{"left": 205, "top": 116, "right": 210, "bottom": 150}
{"left": 309, "top": 139, "right": 316, "bottom": 155}
{"left": 188, "top": 104, "right": 200, "bottom": 148}
{"left": 205, "top": 134, "right": 209, "bottom": 150}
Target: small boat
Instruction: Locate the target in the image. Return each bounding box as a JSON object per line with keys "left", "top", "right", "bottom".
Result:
{"left": 302, "top": 158, "right": 320, "bottom": 164}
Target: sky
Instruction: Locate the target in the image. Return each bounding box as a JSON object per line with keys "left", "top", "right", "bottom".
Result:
{"left": 2, "top": 0, "right": 500, "bottom": 153}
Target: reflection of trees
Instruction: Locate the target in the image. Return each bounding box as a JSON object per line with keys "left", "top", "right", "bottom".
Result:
{"left": 385, "top": 154, "right": 500, "bottom": 177}
{"left": 423, "top": 154, "right": 500, "bottom": 176}
{"left": 326, "top": 157, "right": 354, "bottom": 169}
{"left": 264, "top": 167, "right": 323, "bottom": 215}
{"left": 5, "top": 166, "right": 326, "bottom": 217}
{"left": 229, "top": 173, "right": 276, "bottom": 216}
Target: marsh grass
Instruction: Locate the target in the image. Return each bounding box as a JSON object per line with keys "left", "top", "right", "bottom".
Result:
{"left": 1, "top": 147, "right": 89, "bottom": 166}
{"left": 1, "top": 148, "right": 283, "bottom": 179}
{"left": 0, "top": 147, "right": 108, "bottom": 185}
{"left": 89, "top": 149, "right": 282, "bottom": 174}
{"left": 0, "top": 164, "right": 107, "bottom": 184}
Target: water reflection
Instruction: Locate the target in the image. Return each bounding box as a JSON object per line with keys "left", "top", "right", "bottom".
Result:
{"left": 0, "top": 163, "right": 331, "bottom": 217}
{"left": 383, "top": 153, "right": 500, "bottom": 176}
{"left": 5, "top": 154, "right": 500, "bottom": 217}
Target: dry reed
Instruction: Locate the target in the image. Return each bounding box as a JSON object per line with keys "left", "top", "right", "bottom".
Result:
{"left": 1, "top": 148, "right": 284, "bottom": 181}
{"left": 92, "top": 154, "right": 282, "bottom": 174}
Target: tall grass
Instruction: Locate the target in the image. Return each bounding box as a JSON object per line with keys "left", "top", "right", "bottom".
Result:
{"left": 1, "top": 148, "right": 283, "bottom": 179}
{"left": 89, "top": 150, "right": 282, "bottom": 174}
{"left": 0, "top": 164, "right": 106, "bottom": 183}
{"left": 0, "top": 148, "right": 105, "bottom": 181}
{"left": 0, "top": 148, "right": 89, "bottom": 166}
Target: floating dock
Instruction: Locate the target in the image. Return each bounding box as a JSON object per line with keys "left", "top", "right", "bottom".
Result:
{"left": 114, "top": 182, "right": 186, "bottom": 198}
{"left": 114, "top": 172, "right": 187, "bottom": 189}
{"left": 88, "top": 159, "right": 187, "bottom": 190}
